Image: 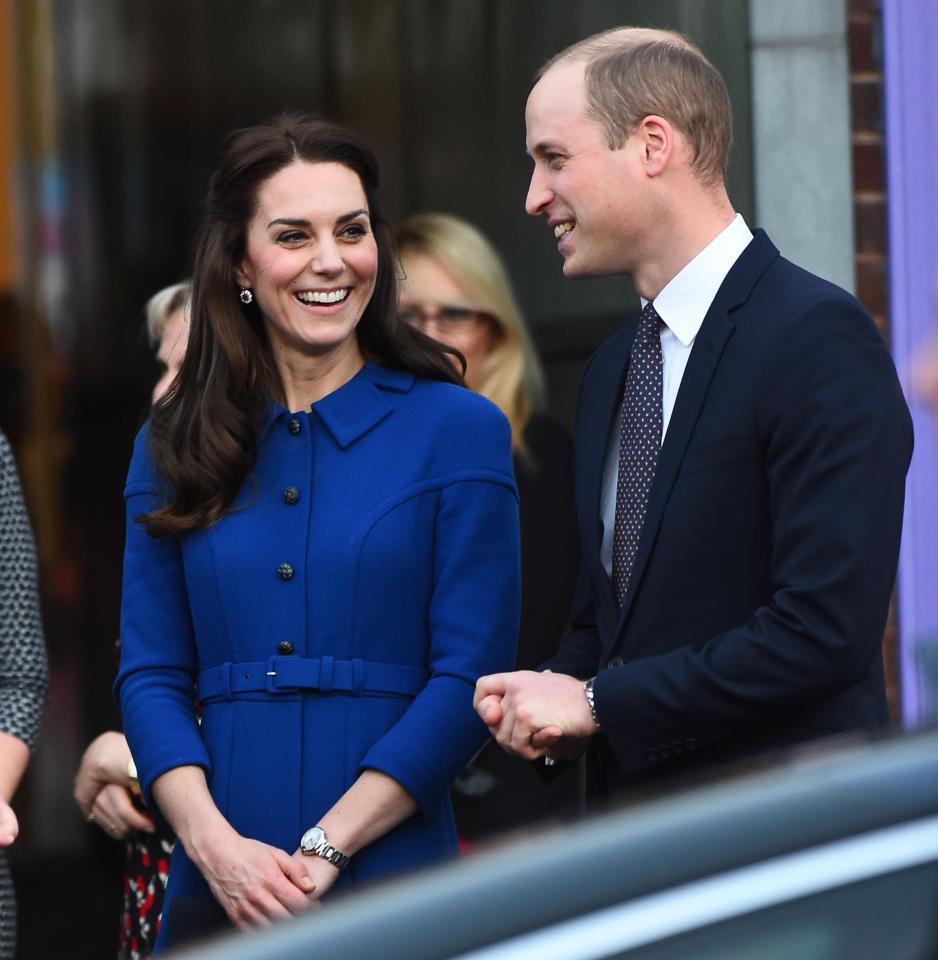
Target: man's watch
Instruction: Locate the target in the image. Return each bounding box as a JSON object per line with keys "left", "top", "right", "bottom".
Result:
{"left": 584, "top": 676, "right": 601, "bottom": 729}
{"left": 299, "top": 826, "right": 350, "bottom": 871}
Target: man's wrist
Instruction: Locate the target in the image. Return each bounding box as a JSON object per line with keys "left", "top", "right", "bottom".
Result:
{"left": 584, "top": 676, "right": 601, "bottom": 730}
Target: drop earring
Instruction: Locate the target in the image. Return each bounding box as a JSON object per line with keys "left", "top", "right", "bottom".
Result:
{"left": 239, "top": 287, "right": 254, "bottom": 305}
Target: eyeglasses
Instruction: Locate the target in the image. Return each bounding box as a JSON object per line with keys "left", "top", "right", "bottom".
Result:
{"left": 400, "top": 302, "right": 490, "bottom": 333}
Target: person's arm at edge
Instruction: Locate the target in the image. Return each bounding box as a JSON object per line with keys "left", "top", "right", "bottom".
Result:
{"left": 0, "top": 732, "right": 29, "bottom": 846}
{"left": 0, "top": 432, "right": 48, "bottom": 847}
{"left": 74, "top": 730, "right": 155, "bottom": 838}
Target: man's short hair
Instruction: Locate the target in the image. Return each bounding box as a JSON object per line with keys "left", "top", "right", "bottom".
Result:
{"left": 542, "top": 27, "right": 733, "bottom": 187}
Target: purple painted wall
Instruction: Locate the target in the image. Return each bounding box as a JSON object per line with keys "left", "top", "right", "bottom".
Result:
{"left": 883, "top": 0, "right": 938, "bottom": 726}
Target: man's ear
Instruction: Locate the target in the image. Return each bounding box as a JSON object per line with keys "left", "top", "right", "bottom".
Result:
{"left": 638, "top": 114, "right": 674, "bottom": 177}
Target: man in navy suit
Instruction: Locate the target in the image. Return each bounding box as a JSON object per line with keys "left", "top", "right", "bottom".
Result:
{"left": 475, "top": 26, "right": 913, "bottom": 797}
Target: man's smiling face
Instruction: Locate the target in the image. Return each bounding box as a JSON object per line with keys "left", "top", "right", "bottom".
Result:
{"left": 524, "top": 60, "right": 651, "bottom": 280}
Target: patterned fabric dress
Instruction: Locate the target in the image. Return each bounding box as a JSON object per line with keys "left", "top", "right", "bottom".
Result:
{"left": 0, "top": 431, "right": 49, "bottom": 960}
{"left": 118, "top": 824, "right": 175, "bottom": 959}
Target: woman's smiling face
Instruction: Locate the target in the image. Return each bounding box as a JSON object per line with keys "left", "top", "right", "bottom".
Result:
{"left": 236, "top": 160, "right": 378, "bottom": 361}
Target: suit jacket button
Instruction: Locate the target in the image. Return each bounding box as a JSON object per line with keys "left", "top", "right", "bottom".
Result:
{"left": 644, "top": 747, "right": 659, "bottom": 763}
{"left": 685, "top": 737, "right": 698, "bottom": 752}
{"left": 277, "top": 562, "right": 295, "bottom": 581}
{"left": 607, "top": 656, "right": 624, "bottom": 669}
{"left": 287, "top": 418, "right": 302, "bottom": 435}
{"left": 282, "top": 486, "right": 300, "bottom": 505}
{"left": 277, "top": 640, "right": 295, "bottom": 655}
{"left": 658, "top": 745, "right": 671, "bottom": 760}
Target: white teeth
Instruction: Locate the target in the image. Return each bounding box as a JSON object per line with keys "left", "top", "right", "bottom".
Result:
{"left": 296, "top": 288, "right": 349, "bottom": 304}
{"left": 554, "top": 222, "right": 575, "bottom": 239}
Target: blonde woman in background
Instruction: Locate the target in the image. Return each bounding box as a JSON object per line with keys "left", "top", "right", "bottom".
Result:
{"left": 397, "top": 213, "right": 579, "bottom": 840}
{"left": 146, "top": 282, "right": 191, "bottom": 404}
{"left": 74, "top": 280, "right": 189, "bottom": 960}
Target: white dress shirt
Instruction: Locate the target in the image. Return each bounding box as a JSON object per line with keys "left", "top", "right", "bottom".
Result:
{"left": 600, "top": 214, "right": 754, "bottom": 578}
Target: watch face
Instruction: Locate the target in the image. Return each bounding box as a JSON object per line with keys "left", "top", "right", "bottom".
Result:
{"left": 300, "top": 826, "right": 325, "bottom": 854}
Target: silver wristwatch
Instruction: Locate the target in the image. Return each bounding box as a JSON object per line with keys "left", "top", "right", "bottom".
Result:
{"left": 299, "top": 825, "right": 350, "bottom": 871}
{"left": 584, "top": 676, "right": 601, "bottom": 729}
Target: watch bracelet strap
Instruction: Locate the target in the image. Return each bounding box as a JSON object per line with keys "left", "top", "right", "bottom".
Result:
{"left": 301, "top": 825, "right": 350, "bottom": 870}
{"left": 585, "top": 676, "right": 601, "bottom": 729}
{"left": 316, "top": 840, "right": 350, "bottom": 871}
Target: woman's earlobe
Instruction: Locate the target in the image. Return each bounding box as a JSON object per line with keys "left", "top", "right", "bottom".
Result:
{"left": 233, "top": 261, "right": 252, "bottom": 288}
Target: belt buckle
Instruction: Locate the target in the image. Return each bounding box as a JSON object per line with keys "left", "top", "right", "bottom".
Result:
{"left": 264, "top": 656, "right": 286, "bottom": 693}
{"left": 265, "top": 655, "right": 306, "bottom": 694}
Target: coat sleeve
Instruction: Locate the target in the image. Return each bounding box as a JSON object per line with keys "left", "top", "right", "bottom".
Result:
{"left": 114, "top": 426, "right": 210, "bottom": 804}
{"left": 514, "top": 417, "right": 579, "bottom": 670}
{"left": 358, "top": 405, "right": 520, "bottom": 817}
{"left": 594, "top": 297, "right": 913, "bottom": 773}
{"left": 539, "top": 347, "right": 607, "bottom": 681}
{"left": 539, "top": 559, "right": 602, "bottom": 678}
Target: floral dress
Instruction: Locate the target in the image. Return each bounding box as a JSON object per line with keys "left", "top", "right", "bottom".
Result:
{"left": 118, "top": 823, "right": 175, "bottom": 960}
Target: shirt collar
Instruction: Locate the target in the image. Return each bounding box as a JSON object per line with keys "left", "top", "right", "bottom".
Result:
{"left": 262, "top": 362, "right": 416, "bottom": 447}
{"left": 641, "top": 213, "right": 753, "bottom": 347}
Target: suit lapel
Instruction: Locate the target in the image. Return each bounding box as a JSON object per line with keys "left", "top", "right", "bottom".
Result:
{"left": 611, "top": 230, "right": 780, "bottom": 640}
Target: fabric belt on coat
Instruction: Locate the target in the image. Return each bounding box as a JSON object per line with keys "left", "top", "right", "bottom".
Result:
{"left": 196, "top": 656, "right": 428, "bottom": 704}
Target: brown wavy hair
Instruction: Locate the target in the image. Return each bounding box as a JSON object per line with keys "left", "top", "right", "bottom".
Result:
{"left": 141, "top": 113, "right": 463, "bottom": 537}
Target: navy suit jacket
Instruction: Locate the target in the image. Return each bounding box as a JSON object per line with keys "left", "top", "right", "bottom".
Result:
{"left": 542, "top": 231, "right": 913, "bottom": 789}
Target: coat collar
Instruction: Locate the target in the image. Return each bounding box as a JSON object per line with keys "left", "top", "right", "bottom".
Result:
{"left": 262, "top": 362, "right": 416, "bottom": 448}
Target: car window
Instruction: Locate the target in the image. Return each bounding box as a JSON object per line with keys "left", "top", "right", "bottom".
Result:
{"left": 612, "top": 863, "right": 938, "bottom": 960}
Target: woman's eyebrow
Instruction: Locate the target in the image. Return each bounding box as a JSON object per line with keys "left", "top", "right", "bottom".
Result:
{"left": 336, "top": 209, "right": 369, "bottom": 224}
{"left": 267, "top": 217, "right": 310, "bottom": 229}
{"left": 266, "top": 210, "right": 369, "bottom": 229}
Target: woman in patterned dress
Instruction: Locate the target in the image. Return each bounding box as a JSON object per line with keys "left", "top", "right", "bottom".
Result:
{"left": 0, "top": 429, "right": 49, "bottom": 960}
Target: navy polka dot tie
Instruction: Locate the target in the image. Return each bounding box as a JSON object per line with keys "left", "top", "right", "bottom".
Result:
{"left": 612, "top": 301, "right": 663, "bottom": 609}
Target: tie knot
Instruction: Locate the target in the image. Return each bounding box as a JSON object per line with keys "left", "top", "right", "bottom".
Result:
{"left": 638, "top": 302, "right": 661, "bottom": 340}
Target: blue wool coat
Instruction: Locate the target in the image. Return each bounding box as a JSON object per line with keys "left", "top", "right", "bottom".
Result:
{"left": 115, "top": 363, "right": 519, "bottom": 943}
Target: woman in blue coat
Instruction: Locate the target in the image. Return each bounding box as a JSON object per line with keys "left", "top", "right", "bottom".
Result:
{"left": 115, "top": 114, "right": 520, "bottom": 951}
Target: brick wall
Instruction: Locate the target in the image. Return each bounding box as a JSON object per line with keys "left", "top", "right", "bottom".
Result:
{"left": 848, "top": 0, "right": 899, "bottom": 720}
{"left": 850, "top": 0, "right": 888, "bottom": 332}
